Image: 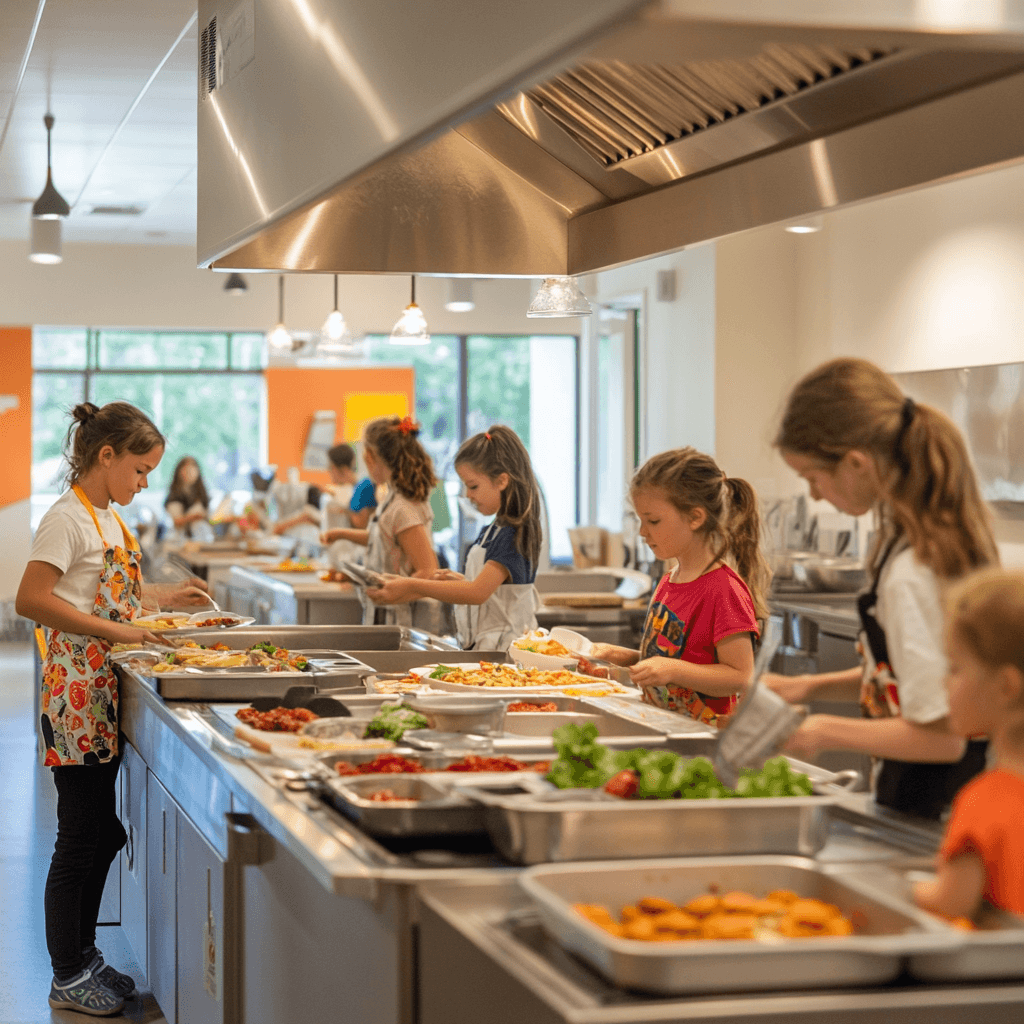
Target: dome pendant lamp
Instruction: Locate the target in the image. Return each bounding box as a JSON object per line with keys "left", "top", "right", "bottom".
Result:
{"left": 266, "top": 275, "right": 294, "bottom": 351}
{"left": 526, "top": 276, "right": 592, "bottom": 317}
{"left": 29, "top": 113, "right": 70, "bottom": 264}
{"left": 389, "top": 275, "right": 430, "bottom": 346}
{"left": 223, "top": 272, "right": 248, "bottom": 295}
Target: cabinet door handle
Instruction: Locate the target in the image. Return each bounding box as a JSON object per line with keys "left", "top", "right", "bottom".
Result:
{"left": 162, "top": 809, "right": 167, "bottom": 874}
{"left": 225, "top": 812, "right": 272, "bottom": 866}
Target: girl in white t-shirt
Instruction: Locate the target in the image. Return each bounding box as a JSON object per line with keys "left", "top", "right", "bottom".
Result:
{"left": 321, "top": 416, "right": 438, "bottom": 625}
{"left": 16, "top": 401, "right": 208, "bottom": 1015}
{"left": 765, "top": 358, "right": 999, "bottom": 820}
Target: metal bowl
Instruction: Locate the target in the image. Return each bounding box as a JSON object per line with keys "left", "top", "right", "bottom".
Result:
{"left": 792, "top": 557, "right": 868, "bottom": 593}
{"left": 404, "top": 695, "right": 507, "bottom": 735}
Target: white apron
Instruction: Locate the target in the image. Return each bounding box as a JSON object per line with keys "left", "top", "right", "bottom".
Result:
{"left": 359, "top": 493, "right": 412, "bottom": 627}
{"left": 455, "top": 521, "right": 539, "bottom": 651}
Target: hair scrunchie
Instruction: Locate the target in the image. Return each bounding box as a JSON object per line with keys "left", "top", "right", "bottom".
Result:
{"left": 395, "top": 416, "right": 419, "bottom": 436}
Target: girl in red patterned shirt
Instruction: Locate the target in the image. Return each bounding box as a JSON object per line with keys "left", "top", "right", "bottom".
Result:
{"left": 590, "top": 447, "right": 771, "bottom": 725}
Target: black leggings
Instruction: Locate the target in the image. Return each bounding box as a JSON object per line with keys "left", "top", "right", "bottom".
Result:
{"left": 45, "top": 756, "right": 128, "bottom": 980}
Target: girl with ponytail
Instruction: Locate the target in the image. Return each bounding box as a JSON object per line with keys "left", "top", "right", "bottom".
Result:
{"left": 368, "top": 425, "right": 543, "bottom": 650}
{"left": 768, "top": 357, "right": 998, "bottom": 820}
{"left": 589, "top": 447, "right": 771, "bottom": 725}
{"left": 321, "top": 416, "right": 438, "bottom": 626}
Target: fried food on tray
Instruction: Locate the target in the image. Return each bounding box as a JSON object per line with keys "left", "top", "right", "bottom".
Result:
{"left": 132, "top": 616, "right": 190, "bottom": 631}
{"left": 507, "top": 702, "right": 560, "bottom": 712}
{"left": 429, "top": 661, "right": 607, "bottom": 689}
{"left": 574, "top": 889, "right": 855, "bottom": 942}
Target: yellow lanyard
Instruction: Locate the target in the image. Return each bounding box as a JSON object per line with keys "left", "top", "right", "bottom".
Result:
{"left": 71, "top": 484, "right": 139, "bottom": 553}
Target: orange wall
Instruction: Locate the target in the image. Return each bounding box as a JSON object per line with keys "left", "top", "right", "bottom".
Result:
{"left": 0, "top": 327, "right": 32, "bottom": 509}
{"left": 265, "top": 366, "right": 415, "bottom": 487}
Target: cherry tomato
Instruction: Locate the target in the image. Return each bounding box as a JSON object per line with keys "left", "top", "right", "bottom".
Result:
{"left": 604, "top": 770, "right": 639, "bottom": 799}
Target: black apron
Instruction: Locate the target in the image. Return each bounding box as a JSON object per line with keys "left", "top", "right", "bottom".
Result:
{"left": 857, "top": 540, "right": 986, "bottom": 821}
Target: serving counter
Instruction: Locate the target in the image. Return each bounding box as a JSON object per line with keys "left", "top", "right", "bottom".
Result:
{"left": 114, "top": 625, "right": 1024, "bottom": 1024}
{"left": 221, "top": 565, "right": 363, "bottom": 626}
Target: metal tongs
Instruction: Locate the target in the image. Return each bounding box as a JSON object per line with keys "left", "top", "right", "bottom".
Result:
{"left": 712, "top": 621, "right": 804, "bottom": 788}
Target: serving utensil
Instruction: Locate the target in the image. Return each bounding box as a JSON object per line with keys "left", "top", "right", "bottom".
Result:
{"left": 713, "top": 621, "right": 802, "bottom": 787}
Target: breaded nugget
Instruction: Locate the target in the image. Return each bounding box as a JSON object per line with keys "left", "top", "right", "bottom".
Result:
{"left": 637, "top": 896, "right": 678, "bottom": 914}
{"left": 683, "top": 894, "right": 721, "bottom": 916}
{"left": 720, "top": 890, "right": 759, "bottom": 912}
{"left": 703, "top": 913, "right": 758, "bottom": 940}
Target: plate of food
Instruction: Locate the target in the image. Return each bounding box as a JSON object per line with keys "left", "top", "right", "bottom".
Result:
{"left": 508, "top": 630, "right": 582, "bottom": 671}
{"left": 408, "top": 662, "right": 632, "bottom": 696}
{"left": 259, "top": 558, "right": 323, "bottom": 573}
{"left": 131, "top": 613, "right": 192, "bottom": 632}
{"left": 184, "top": 611, "right": 256, "bottom": 631}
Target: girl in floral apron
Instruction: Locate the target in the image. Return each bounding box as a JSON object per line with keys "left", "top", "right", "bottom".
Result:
{"left": 765, "top": 358, "right": 996, "bottom": 820}
{"left": 367, "top": 426, "right": 542, "bottom": 651}
{"left": 17, "top": 401, "right": 172, "bottom": 1016}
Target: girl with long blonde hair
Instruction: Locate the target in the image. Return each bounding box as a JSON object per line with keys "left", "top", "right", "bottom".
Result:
{"left": 768, "top": 357, "right": 998, "bottom": 819}
{"left": 590, "top": 447, "right": 771, "bottom": 725}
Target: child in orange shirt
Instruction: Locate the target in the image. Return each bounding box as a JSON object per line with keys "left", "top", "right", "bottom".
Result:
{"left": 914, "top": 568, "right": 1024, "bottom": 918}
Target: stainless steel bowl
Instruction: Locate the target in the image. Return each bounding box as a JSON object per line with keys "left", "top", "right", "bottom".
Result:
{"left": 792, "top": 557, "right": 868, "bottom": 593}
{"left": 404, "top": 695, "right": 507, "bottom": 734}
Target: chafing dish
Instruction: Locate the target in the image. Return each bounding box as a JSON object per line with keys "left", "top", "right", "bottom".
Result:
{"left": 519, "top": 856, "right": 957, "bottom": 995}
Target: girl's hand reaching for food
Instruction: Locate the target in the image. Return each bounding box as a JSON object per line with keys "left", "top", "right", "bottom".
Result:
{"left": 366, "top": 574, "right": 416, "bottom": 605}
{"left": 763, "top": 672, "right": 815, "bottom": 704}
{"left": 629, "top": 656, "right": 685, "bottom": 688}
{"left": 105, "top": 621, "right": 165, "bottom": 647}
{"left": 587, "top": 643, "right": 639, "bottom": 666}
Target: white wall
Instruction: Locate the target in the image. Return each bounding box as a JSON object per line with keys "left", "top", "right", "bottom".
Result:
{"left": 0, "top": 240, "right": 542, "bottom": 337}
{"left": 591, "top": 245, "right": 717, "bottom": 462}
{"left": 0, "top": 501, "right": 31, "bottom": 604}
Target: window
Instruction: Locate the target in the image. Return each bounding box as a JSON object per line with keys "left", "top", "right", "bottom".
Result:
{"left": 365, "top": 333, "right": 579, "bottom": 565}
{"left": 32, "top": 328, "right": 267, "bottom": 528}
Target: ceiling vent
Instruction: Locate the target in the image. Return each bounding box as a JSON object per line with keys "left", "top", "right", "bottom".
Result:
{"left": 87, "top": 204, "right": 147, "bottom": 216}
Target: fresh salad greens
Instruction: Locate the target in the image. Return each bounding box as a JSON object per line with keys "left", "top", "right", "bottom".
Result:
{"left": 249, "top": 641, "right": 279, "bottom": 655}
{"left": 546, "top": 723, "right": 813, "bottom": 799}
{"left": 362, "top": 703, "right": 430, "bottom": 742}
{"left": 428, "top": 665, "right": 458, "bottom": 680}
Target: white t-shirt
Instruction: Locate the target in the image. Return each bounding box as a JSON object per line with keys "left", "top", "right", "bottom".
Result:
{"left": 873, "top": 545, "right": 949, "bottom": 725}
{"left": 30, "top": 489, "right": 128, "bottom": 615}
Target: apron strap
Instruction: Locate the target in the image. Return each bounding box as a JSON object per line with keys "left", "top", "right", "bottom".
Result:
{"left": 72, "top": 484, "right": 140, "bottom": 552}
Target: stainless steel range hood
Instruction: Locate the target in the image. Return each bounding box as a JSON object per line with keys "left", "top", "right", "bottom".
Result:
{"left": 197, "top": 1, "right": 1024, "bottom": 276}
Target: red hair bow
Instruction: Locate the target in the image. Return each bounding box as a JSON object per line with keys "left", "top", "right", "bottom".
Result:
{"left": 396, "top": 416, "right": 418, "bottom": 435}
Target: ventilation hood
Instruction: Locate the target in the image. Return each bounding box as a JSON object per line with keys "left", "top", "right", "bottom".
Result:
{"left": 197, "top": 1, "right": 1024, "bottom": 276}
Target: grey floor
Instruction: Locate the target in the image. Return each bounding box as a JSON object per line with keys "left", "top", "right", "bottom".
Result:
{"left": 0, "top": 642, "right": 168, "bottom": 1024}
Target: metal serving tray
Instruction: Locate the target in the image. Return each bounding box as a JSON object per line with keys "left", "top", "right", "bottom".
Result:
{"left": 116, "top": 649, "right": 373, "bottom": 700}
{"left": 457, "top": 780, "right": 851, "bottom": 865}
{"left": 844, "top": 861, "right": 1024, "bottom": 982}
{"left": 518, "top": 856, "right": 957, "bottom": 996}
{"left": 321, "top": 775, "right": 486, "bottom": 839}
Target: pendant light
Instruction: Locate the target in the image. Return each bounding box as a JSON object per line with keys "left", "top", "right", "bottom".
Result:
{"left": 526, "top": 276, "right": 592, "bottom": 317}
{"left": 389, "top": 275, "right": 430, "bottom": 346}
{"left": 223, "top": 272, "right": 248, "bottom": 295}
{"left": 317, "top": 274, "right": 352, "bottom": 352}
{"left": 29, "top": 113, "right": 70, "bottom": 264}
{"left": 445, "top": 278, "right": 474, "bottom": 312}
{"left": 266, "top": 275, "right": 294, "bottom": 351}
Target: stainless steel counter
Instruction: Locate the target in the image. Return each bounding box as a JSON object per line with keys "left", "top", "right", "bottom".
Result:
{"left": 223, "top": 565, "right": 363, "bottom": 625}
{"left": 114, "top": 623, "right": 1024, "bottom": 1024}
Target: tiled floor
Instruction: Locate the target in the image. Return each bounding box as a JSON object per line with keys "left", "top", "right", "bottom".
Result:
{"left": 0, "top": 642, "right": 168, "bottom": 1024}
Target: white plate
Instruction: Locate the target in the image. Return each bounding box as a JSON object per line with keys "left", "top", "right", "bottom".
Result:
{"left": 130, "top": 613, "right": 193, "bottom": 632}
{"left": 508, "top": 630, "right": 581, "bottom": 671}
{"left": 184, "top": 611, "right": 256, "bottom": 631}
{"left": 408, "top": 663, "right": 630, "bottom": 696}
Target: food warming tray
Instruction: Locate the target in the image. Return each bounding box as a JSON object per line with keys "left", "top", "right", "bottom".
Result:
{"left": 456, "top": 773, "right": 856, "bottom": 865}
{"left": 115, "top": 649, "right": 374, "bottom": 700}
{"left": 321, "top": 775, "right": 487, "bottom": 839}
{"left": 518, "top": 856, "right": 957, "bottom": 996}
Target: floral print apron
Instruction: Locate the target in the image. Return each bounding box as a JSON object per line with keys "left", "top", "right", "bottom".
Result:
{"left": 40, "top": 486, "right": 143, "bottom": 767}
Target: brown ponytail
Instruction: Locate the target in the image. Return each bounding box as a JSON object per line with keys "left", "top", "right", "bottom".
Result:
{"left": 456, "top": 425, "right": 542, "bottom": 567}
{"left": 63, "top": 401, "right": 165, "bottom": 487}
{"left": 630, "top": 448, "right": 772, "bottom": 621}
{"left": 775, "top": 358, "right": 998, "bottom": 578}
{"left": 363, "top": 416, "right": 436, "bottom": 503}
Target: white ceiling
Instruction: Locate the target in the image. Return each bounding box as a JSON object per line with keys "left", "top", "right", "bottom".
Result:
{"left": 0, "top": 0, "right": 198, "bottom": 247}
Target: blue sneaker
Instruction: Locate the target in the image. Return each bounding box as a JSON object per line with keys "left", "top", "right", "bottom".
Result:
{"left": 48, "top": 965, "right": 125, "bottom": 1016}
{"left": 85, "top": 951, "right": 138, "bottom": 999}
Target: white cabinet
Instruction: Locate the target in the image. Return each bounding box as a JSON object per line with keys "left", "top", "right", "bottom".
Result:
{"left": 120, "top": 741, "right": 147, "bottom": 979}
{"left": 147, "top": 772, "right": 177, "bottom": 1023}
{"left": 177, "top": 809, "right": 228, "bottom": 1024}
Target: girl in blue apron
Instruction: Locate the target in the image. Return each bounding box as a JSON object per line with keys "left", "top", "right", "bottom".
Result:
{"left": 765, "top": 358, "right": 996, "bottom": 820}
{"left": 368, "top": 426, "right": 541, "bottom": 651}
{"left": 16, "top": 402, "right": 185, "bottom": 1015}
